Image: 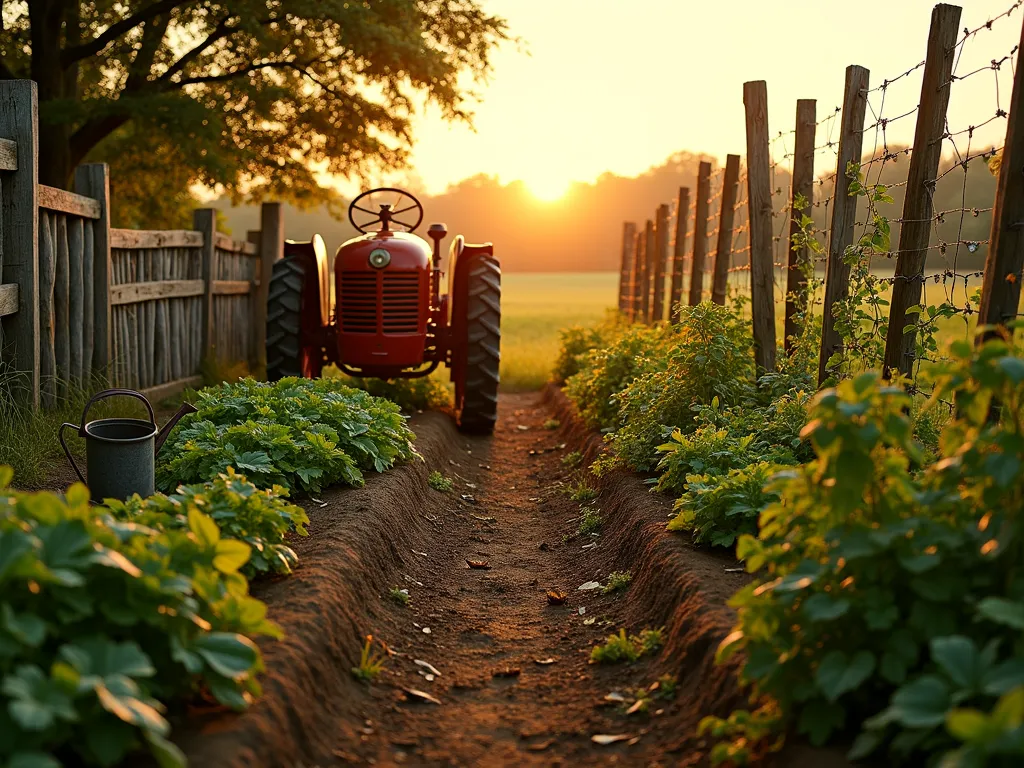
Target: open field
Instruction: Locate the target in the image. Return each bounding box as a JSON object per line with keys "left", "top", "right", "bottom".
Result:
{"left": 501, "top": 272, "right": 618, "bottom": 390}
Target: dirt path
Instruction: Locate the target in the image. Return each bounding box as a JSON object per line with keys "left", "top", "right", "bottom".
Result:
{"left": 339, "top": 392, "right": 710, "bottom": 766}
{"left": 179, "top": 391, "right": 849, "bottom": 768}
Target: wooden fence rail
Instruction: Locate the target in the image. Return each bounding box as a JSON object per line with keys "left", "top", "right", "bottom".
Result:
{"left": 0, "top": 79, "right": 280, "bottom": 409}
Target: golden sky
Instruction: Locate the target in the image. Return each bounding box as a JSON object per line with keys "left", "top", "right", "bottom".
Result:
{"left": 403, "top": 0, "right": 1022, "bottom": 200}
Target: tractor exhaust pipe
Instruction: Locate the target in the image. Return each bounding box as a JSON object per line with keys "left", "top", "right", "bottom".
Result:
{"left": 428, "top": 223, "right": 447, "bottom": 298}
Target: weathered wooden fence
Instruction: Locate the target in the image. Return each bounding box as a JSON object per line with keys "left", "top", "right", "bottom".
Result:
{"left": 0, "top": 80, "right": 281, "bottom": 408}
{"left": 617, "top": 1, "right": 1024, "bottom": 389}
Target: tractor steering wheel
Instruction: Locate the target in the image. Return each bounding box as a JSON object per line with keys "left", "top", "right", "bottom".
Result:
{"left": 348, "top": 187, "right": 425, "bottom": 234}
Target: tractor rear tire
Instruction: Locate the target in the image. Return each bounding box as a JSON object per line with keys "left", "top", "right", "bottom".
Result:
{"left": 266, "top": 256, "right": 322, "bottom": 381}
{"left": 456, "top": 255, "right": 501, "bottom": 434}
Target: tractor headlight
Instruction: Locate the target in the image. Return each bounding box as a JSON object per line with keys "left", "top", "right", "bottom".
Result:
{"left": 368, "top": 248, "right": 391, "bottom": 269}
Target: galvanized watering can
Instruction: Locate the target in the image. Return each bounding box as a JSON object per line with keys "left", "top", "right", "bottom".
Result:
{"left": 59, "top": 389, "right": 197, "bottom": 503}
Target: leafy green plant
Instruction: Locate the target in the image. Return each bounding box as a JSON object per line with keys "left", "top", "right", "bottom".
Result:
{"left": 553, "top": 313, "right": 624, "bottom": 384}
{"left": 543, "top": 418, "right": 560, "bottom": 430}
{"left": 351, "top": 635, "right": 387, "bottom": 683}
{"left": 590, "top": 627, "right": 663, "bottom": 664}
{"left": 0, "top": 467, "right": 277, "bottom": 767}
{"left": 603, "top": 571, "right": 632, "bottom": 593}
{"left": 157, "top": 377, "right": 416, "bottom": 494}
{"left": 716, "top": 339, "right": 1024, "bottom": 764}
{"left": 655, "top": 674, "right": 678, "bottom": 700}
{"left": 562, "top": 450, "right": 583, "bottom": 468}
{"left": 387, "top": 587, "right": 411, "bottom": 607}
{"left": 655, "top": 423, "right": 757, "bottom": 496}
{"left": 428, "top": 471, "right": 453, "bottom": 492}
{"left": 698, "top": 701, "right": 785, "bottom": 766}
{"left": 107, "top": 468, "right": 309, "bottom": 577}
{"left": 667, "top": 462, "right": 780, "bottom": 548}
{"left": 566, "top": 479, "right": 597, "bottom": 501}
{"left": 577, "top": 505, "right": 601, "bottom": 536}
{"left": 322, "top": 366, "right": 451, "bottom": 411}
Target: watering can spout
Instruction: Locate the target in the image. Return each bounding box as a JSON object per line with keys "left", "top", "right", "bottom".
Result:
{"left": 155, "top": 402, "right": 198, "bottom": 453}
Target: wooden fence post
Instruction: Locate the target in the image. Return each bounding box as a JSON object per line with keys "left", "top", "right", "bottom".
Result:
{"left": 744, "top": 81, "right": 778, "bottom": 373}
{"left": 194, "top": 208, "right": 217, "bottom": 361}
{"left": 630, "top": 228, "right": 645, "bottom": 322}
{"left": 883, "top": 4, "right": 962, "bottom": 377}
{"left": 619, "top": 222, "right": 637, "bottom": 313}
{"left": 641, "top": 219, "right": 655, "bottom": 323}
{"left": 817, "top": 66, "right": 870, "bottom": 385}
{"left": 255, "top": 202, "right": 283, "bottom": 375}
{"left": 74, "top": 163, "right": 110, "bottom": 381}
{"left": 711, "top": 154, "right": 742, "bottom": 306}
{"left": 651, "top": 204, "right": 670, "bottom": 322}
{"left": 978, "top": 10, "right": 1024, "bottom": 343}
{"left": 0, "top": 80, "right": 40, "bottom": 408}
{"left": 670, "top": 187, "right": 690, "bottom": 322}
{"left": 786, "top": 100, "right": 816, "bottom": 352}
{"left": 689, "top": 162, "right": 712, "bottom": 306}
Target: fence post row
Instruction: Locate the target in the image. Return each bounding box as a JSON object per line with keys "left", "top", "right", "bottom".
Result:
{"left": 979, "top": 10, "right": 1024, "bottom": 340}
{"left": 882, "top": 4, "right": 962, "bottom": 379}
{"left": 0, "top": 80, "right": 40, "bottom": 408}
{"left": 689, "top": 161, "right": 712, "bottom": 307}
{"left": 786, "top": 100, "right": 816, "bottom": 352}
{"left": 817, "top": 65, "right": 870, "bottom": 385}
{"left": 194, "top": 208, "right": 217, "bottom": 361}
{"left": 641, "top": 220, "right": 654, "bottom": 323}
{"left": 743, "top": 81, "right": 778, "bottom": 373}
{"left": 255, "top": 202, "right": 284, "bottom": 374}
{"left": 670, "top": 187, "right": 690, "bottom": 322}
{"left": 74, "top": 163, "right": 111, "bottom": 377}
{"left": 651, "top": 203, "right": 670, "bottom": 322}
{"left": 618, "top": 221, "right": 637, "bottom": 313}
{"left": 630, "top": 226, "right": 645, "bottom": 322}
{"left": 711, "top": 154, "right": 741, "bottom": 306}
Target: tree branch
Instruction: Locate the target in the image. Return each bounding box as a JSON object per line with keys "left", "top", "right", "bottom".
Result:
{"left": 176, "top": 59, "right": 321, "bottom": 87}
{"left": 60, "top": 0, "right": 189, "bottom": 67}
{"left": 158, "top": 16, "right": 235, "bottom": 84}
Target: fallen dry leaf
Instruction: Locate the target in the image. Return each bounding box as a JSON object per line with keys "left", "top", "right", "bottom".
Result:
{"left": 546, "top": 591, "right": 568, "bottom": 605}
{"left": 578, "top": 581, "right": 602, "bottom": 591}
{"left": 466, "top": 559, "right": 491, "bottom": 570}
{"left": 603, "top": 692, "right": 627, "bottom": 703}
{"left": 583, "top": 617, "right": 596, "bottom": 625}
{"left": 625, "top": 700, "right": 646, "bottom": 715}
{"left": 403, "top": 688, "right": 441, "bottom": 705}
{"left": 534, "top": 658, "right": 557, "bottom": 665}
{"left": 591, "top": 734, "right": 631, "bottom": 746}
{"left": 414, "top": 660, "right": 441, "bottom": 677}
{"left": 528, "top": 739, "right": 555, "bottom": 752}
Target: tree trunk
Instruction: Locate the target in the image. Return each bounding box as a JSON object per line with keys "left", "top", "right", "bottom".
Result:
{"left": 30, "top": 0, "right": 73, "bottom": 188}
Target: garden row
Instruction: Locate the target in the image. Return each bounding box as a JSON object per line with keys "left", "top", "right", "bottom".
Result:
{"left": 556, "top": 294, "right": 1024, "bottom": 764}
{"left": 0, "top": 377, "right": 420, "bottom": 767}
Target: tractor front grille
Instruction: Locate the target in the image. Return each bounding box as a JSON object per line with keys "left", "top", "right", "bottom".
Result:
{"left": 340, "top": 271, "right": 421, "bottom": 334}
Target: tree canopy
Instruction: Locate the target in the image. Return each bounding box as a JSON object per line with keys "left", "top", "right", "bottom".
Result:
{"left": 0, "top": 0, "right": 509, "bottom": 218}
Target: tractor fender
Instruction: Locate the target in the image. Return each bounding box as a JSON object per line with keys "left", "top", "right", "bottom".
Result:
{"left": 283, "top": 235, "right": 331, "bottom": 329}
{"left": 446, "top": 235, "right": 495, "bottom": 385}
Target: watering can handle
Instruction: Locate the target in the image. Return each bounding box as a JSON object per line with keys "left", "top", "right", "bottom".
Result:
{"left": 76, "top": 389, "right": 157, "bottom": 437}
{"left": 58, "top": 422, "right": 87, "bottom": 484}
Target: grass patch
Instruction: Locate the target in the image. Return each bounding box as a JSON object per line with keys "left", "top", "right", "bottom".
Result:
{"left": 603, "top": 570, "right": 632, "bottom": 593}
{"left": 590, "top": 627, "right": 664, "bottom": 664}
{"left": 577, "top": 505, "right": 602, "bottom": 535}
{"left": 388, "top": 587, "right": 411, "bottom": 606}
{"left": 428, "top": 470, "right": 454, "bottom": 491}
{"left": 352, "top": 635, "right": 387, "bottom": 683}
{"left": 566, "top": 478, "right": 598, "bottom": 502}
{"left": 562, "top": 450, "right": 583, "bottom": 468}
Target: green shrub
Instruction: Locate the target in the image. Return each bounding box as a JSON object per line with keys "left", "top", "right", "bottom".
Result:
{"left": 590, "top": 627, "right": 663, "bottom": 664}
{"left": 322, "top": 366, "right": 451, "bottom": 411}
{"left": 611, "top": 303, "right": 755, "bottom": 469}
{"left": 655, "top": 425, "right": 757, "bottom": 495}
{"left": 603, "top": 571, "right": 632, "bottom": 593}
{"left": 717, "top": 340, "right": 1024, "bottom": 765}
{"left": 566, "top": 479, "right": 598, "bottom": 501}
{"left": 565, "top": 324, "right": 671, "bottom": 431}
{"left": 667, "top": 461, "right": 780, "bottom": 548}
{"left": 0, "top": 468, "right": 277, "bottom": 768}
{"left": 553, "top": 312, "right": 625, "bottom": 384}
{"left": 156, "top": 377, "right": 416, "bottom": 494}
{"left": 428, "top": 471, "right": 453, "bottom": 492}
{"left": 107, "top": 468, "right": 309, "bottom": 577}
{"left": 577, "top": 505, "right": 601, "bottom": 535}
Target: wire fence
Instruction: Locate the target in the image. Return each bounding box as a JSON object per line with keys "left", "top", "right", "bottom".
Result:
{"left": 619, "top": 0, "right": 1024, "bottom": 401}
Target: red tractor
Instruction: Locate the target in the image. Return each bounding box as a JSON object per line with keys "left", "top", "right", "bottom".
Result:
{"left": 265, "top": 188, "right": 501, "bottom": 434}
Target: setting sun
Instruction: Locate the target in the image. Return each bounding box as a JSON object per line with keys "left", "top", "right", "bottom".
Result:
{"left": 526, "top": 175, "right": 571, "bottom": 202}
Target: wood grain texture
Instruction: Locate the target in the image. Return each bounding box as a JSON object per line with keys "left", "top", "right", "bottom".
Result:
{"left": 883, "top": 4, "right": 963, "bottom": 376}
{"left": 215, "top": 231, "right": 258, "bottom": 255}
{"left": 744, "top": 81, "right": 778, "bottom": 373}
{"left": 618, "top": 221, "right": 637, "bottom": 312}
{"left": 689, "top": 162, "right": 712, "bottom": 307}
{"left": 818, "top": 66, "right": 870, "bottom": 385}
{"left": 68, "top": 216, "right": 84, "bottom": 382}
{"left": 0, "top": 80, "right": 40, "bottom": 407}
{"left": 212, "top": 280, "right": 252, "bottom": 296}
{"left": 786, "top": 100, "right": 817, "bottom": 352}
{"left": 978, "top": 11, "right": 1024, "bottom": 343}
{"left": 38, "top": 184, "right": 101, "bottom": 219}
{"left": 651, "top": 204, "right": 670, "bottom": 322}
{"left": 629, "top": 230, "right": 644, "bottom": 322}
{"left": 0, "top": 137, "right": 16, "bottom": 171}
{"left": 110, "top": 229, "right": 202, "bottom": 249}
{"left": 142, "top": 374, "right": 203, "bottom": 405}
{"left": 711, "top": 155, "right": 742, "bottom": 307}
{"left": 110, "top": 279, "right": 205, "bottom": 305}
{"left": 194, "top": 209, "right": 217, "bottom": 360}
{"left": 75, "top": 164, "right": 111, "bottom": 378}
{"left": 39, "top": 211, "right": 55, "bottom": 406}
{"left": 641, "top": 219, "right": 655, "bottom": 323}
{"left": 0, "top": 283, "right": 17, "bottom": 317}
{"left": 670, "top": 187, "right": 690, "bottom": 323}
{"left": 256, "top": 202, "right": 284, "bottom": 372}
